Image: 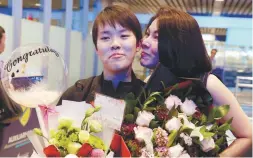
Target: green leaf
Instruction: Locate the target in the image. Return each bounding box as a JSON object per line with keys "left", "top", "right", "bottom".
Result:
{"left": 179, "top": 126, "right": 193, "bottom": 135}
{"left": 187, "top": 116, "right": 193, "bottom": 121}
{"left": 200, "top": 126, "right": 206, "bottom": 134}
{"left": 213, "top": 145, "right": 220, "bottom": 153}
{"left": 143, "top": 96, "right": 156, "bottom": 108}
{"left": 149, "top": 92, "right": 162, "bottom": 98}
{"left": 168, "top": 105, "right": 178, "bottom": 118}
{"left": 149, "top": 120, "right": 159, "bottom": 129}
{"left": 124, "top": 114, "right": 135, "bottom": 123}
{"left": 167, "top": 130, "right": 178, "bottom": 147}
{"left": 202, "top": 132, "right": 215, "bottom": 138}
{"left": 134, "top": 107, "right": 140, "bottom": 119}
{"left": 143, "top": 107, "right": 156, "bottom": 112}
{"left": 208, "top": 105, "right": 230, "bottom": 123}
{"left": 215, "top": 136, "right": 225, "bottom": 146}
{"left": 217, "top": 123, "right": 231, "bottom": 132}
{"left": 199, "top": 126, "right": 215, "bottom": 138}
{"left": 225, "top": 117, "right": 233, "bottom": 124}
{"left": 161, "top": 81, "right": 166, "bottom": 89}
{"left": 209, "top": 123, "right": 218, "bottom": 132}
{"left": 214, "top": 105, "right": 230, "bottom": 120}
{"left": 124, "top": 93, "right": 137, "bottom": 114}
{"left": 200, "top": 114, "right": 207, "bottom": 125}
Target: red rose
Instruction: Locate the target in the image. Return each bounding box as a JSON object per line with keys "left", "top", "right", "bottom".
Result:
{"left": 193, "top": 108, "right": 202, "bottom": 119}
{"left": 77, "top": 143, "right": 93, "bottom": 157}
{"left": 43, "top": 145, "right": 61, "bottom": 157}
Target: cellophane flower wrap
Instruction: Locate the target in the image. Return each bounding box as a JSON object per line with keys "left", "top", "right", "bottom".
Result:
{"left": 27, "top": 98, "right": 126, "bottom": 157}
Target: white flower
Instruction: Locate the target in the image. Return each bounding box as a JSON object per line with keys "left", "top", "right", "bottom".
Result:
{"left": 178, "top": 152, "right": 191, "bottom": 158}
{"left": 190, "top": 126, "right": 204, "bottom": 141}
{"left": 136, "top": 111, "right": 155, "bottom": 127}
{"left": 140, "top": 148, "right": 155, "bottom": 158}
{"left": 165, "top": 117, "right": 182, "bottom": 132}
{"left": 168, "top": 144, "right": 184, "bottom": 158}
{"left": 179, "top": 133, "right": 192, "bottom": 146}
{"left": 178, "top": 113, "right": 195, "bottom": 129}
{"left": 65, "top": 154, "right": 78, "bottom": 158}
{"left": 134, "top": 126, "right": 153, "bottom": 142}
{"left": 165, "top": 95, "right": 182, "bottom": 110}
{"left": 200, "top": 138, "right": 215, "bottom": 152}
{"left": 180, "top": 98, "right": 197, "bottom": 116}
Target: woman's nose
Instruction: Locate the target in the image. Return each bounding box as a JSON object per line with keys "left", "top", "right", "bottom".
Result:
{"left": 141, "top": 38, "right": 151, "bottom": 49}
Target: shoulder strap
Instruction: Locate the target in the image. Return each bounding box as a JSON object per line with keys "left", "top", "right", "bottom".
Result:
{"left": 200, "top": 72, "right": 210, "bottom": 87}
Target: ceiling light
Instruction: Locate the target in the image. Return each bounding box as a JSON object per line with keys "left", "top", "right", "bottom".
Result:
{"left": 35, "top": 3, "right": 41, "bottom": 6}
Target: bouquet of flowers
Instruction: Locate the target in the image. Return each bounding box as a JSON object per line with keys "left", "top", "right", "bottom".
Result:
{"left": 121, "top": 80, "right": 233, "bottom": 157}
{"left": 28, "top": 97, "right": 130, "bottom": 157}
{"left": 32, "top": 105, "right": 107, "bottom": 157}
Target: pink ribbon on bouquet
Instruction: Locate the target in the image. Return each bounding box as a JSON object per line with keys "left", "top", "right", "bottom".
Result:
{"left": 39, "top": 105, "right": 58, "bottom": 128}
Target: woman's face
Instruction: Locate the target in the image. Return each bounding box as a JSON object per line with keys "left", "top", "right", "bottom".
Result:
{"left": 96, "top": 23, "right": 139, "bottom": 73}
{"left": 140, "top": 19, "right": 159, "bottom": 69}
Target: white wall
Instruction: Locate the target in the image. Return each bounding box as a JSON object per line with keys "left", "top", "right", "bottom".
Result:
{"left": 0, "top": 13, "right": 84, "bottom": 86}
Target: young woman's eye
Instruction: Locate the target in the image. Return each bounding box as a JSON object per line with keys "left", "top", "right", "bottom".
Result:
{"left": 101, "top": 36, "right": 109, "bottom": 40}
{"left": 121, "top": 34, "right": 130, "bottom": 38}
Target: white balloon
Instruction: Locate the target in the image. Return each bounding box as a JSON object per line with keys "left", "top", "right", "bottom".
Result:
{"left": 1, "top": 43, "right": 68, "bottom": 108}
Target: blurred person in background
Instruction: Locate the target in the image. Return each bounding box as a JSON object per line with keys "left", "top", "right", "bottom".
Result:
{"left": 0, "top": 26, "right": 23, "bottom": 147}
{"left": 210, "top": 48, "right": 217, "bottom": 65}
{"left": 210, "top": 49, "right": 223, "bottom": 82}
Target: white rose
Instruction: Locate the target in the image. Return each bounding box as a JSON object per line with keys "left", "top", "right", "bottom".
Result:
{"left": 179, "top": 152, "right": 191, "bottom": 158}
{"left": 168, "top": 144, "right": 184, "bottom": 158}
{"left": 200, "top": 138, "right": 215, "bottom": 152}
{"left": 136, "top": 111, "right": 155, "bottom": 127}
{"left": 165, "top": 95, "right": 182, "bottom": 110}
{"left": 134, "top": 126, "right": 153, "bottom": 142}
{"left": 180, "top": 98, "right": 197, "bottom": 116}
{"left": 165, "top": 117, "right": 182, "bottom": 132}
{"left": 178, "top": 113, "right": 195, "bottom": 129}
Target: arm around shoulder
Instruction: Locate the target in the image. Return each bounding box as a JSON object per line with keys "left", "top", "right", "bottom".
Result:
{"left": 206, "top": 74, "right": 252, "bottom": 157}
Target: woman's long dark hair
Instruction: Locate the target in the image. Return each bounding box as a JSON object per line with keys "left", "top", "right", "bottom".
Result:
{"left": 148, "top": 7, "right": 212, "bottom": 78}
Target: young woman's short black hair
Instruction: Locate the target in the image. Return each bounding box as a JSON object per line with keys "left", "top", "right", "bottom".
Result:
{"left": 92, "top": 5, "right": 142, "bottom": 49}
{"left": 153, "top": 7, "right": 212, "bottom": 77}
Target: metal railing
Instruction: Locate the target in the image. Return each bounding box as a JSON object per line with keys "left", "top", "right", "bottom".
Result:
{"left": 235, "top": 76, "right": 253, "bottom": 99}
